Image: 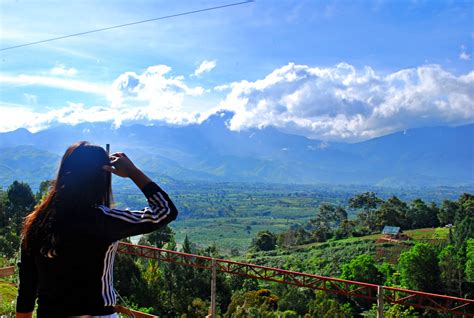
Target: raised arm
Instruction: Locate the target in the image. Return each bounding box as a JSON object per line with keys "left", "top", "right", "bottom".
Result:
{"left": 99, "top": 152, "right": 178, "bottom": 241}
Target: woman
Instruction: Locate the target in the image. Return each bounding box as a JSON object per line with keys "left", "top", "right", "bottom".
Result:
{"left": 16, "top": 141, "right": 178, "bottom": 317}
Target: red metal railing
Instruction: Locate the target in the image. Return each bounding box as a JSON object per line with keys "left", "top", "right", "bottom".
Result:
{"left": 118, "top": 242, "right": 474, "bottom": 316}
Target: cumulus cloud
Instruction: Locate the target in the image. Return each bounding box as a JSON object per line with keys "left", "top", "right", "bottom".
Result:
{"left": 219, "top": 63, "right": 474, "bottom": 141}
{"left": 107, "top": 64, "right": 208, "bottom": 126}
{"left": 0, "top": 64, "right": 213, "bottom": 132}
{"left": 2, "top": 62, "right": 473, "bottom": 141}
{"left": 193, "top": 60, "right": 217, "bottom": 77}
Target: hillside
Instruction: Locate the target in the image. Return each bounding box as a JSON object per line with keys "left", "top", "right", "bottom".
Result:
{"left": 0, "top": 118, "right": 472, "bottom": 187}
{"left": 242, "top": 228, "right": 450, "bottom": 278}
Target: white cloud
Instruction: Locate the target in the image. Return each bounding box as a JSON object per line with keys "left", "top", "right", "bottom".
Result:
{"left": 0, "top": 74, "right": 106, "bottom": 95}
{"left": 2, "top": 62, "right": 473, "bottom": 142}
{"left": 193, "top": 60, "right": 217, "bottom": 77}
{"left": 0, "top": 64, "right": 213, "bottom": 132}
{"left": 0, "top": 103, "right": 106, "bottom": 132}
{"left": 220, "top": 63, "right": 474, "bottom": 141}
{"left": 214, "top": 84, "right": 230, "bottom": 91}
{"left": 50, "top": 64, "right": 78, "bottom": 76}
{"left": 460, "top": 45, "right": 471, "bottom": 61}
{"left": 107, "top": 64, "right": 207, "bottom": 126}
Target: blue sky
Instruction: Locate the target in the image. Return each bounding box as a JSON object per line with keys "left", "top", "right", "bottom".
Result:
{"left": 0, "top": 0, "right": 473, "bottom": 141}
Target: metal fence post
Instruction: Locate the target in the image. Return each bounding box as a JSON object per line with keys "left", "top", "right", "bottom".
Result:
{"left": 211, "top": 258, "right": 217, "bottom": 317}
{"left": 377, "top": 285, "right": 384, "bottom": 318}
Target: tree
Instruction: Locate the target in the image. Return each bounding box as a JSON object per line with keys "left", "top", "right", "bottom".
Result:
{"left": 0, "top": 228, "right": 21, "bottom": 258}
{"left": 5, "top": 181, "right": 36, "bottom": 233}
{"left": 456, "top": 193, "right": 474, "bottom": 223}
{"left": 376, "top": 196, "right": 409, "bottom": 230}
{"left": 275, "top": 285, "right": 314, "bottom": 316}
{"left": 0, "top": 181, "right": 36, "bottom": 257}
{"left": 438, "top": 245, "right": 464, "bottom": 296}
{"left": 183, "top": 298, "right": 210, "bottom": 318}
{"left": 113, "top": 253, "right": 154, "bottom": 306}
{"left": 453, "top": 214, "right": 474, "bottom": 252}
{"left": 0, "top": 188, "right": 6, "bottom": 228}
{"left": 438, "top": 199, "right": 458, "bottom": 226}
{"left": 252, "top": 231, "right": 277, "bottom": 251}
{"left": 308, "top": 291, "right": 352, "bottom": 318}
{"left": 35, "top": 180, "right": 52, "bottom": 202}
{"left": 398, "top": 243, "right": 440, "bottom": 292}
{"left": 335, "top": 219, "right": 356, "bottom": 239}
{"left": 466, "top": 238, "right": 474, "bottom": 283}
{"left": 340, "top": 254, "right": 384, "bottom": 285}
{"left": 182, "top": 234, "right": 194, "bottom": 254}
{"left": 349, "top": 192, "right": 382, "bottom": 232}
{"left": 142, "top": 225, "right": 175, "bottom": 248}
{"left": 409, "top": 199, "right": 439, "bottom": 229}
{"left": 224, "top": 289, "right": 279, "bottom": 318}
{"left": 309, "top": 204, "right": 347, "bottom": 242}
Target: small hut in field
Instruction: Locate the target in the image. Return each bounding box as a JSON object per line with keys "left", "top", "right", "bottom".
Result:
{"left": 378, "top": 226, "right": 410, "bottom": 242}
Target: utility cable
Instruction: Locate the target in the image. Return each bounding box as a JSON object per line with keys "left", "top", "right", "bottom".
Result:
{"left": 0, "top": 0, "right": 254, "bottom": 51}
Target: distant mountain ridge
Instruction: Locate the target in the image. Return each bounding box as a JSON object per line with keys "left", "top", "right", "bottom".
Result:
{"left": 0, "top": 113, "right": 472, "bottom": 188}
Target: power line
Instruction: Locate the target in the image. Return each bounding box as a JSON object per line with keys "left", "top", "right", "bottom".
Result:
{"left": 0, "top": 0, "right": 254, "bottom": 52}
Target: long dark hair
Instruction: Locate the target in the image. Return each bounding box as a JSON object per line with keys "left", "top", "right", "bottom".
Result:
{"left": 22, "top": 141, "right": 112, "bottom": 254}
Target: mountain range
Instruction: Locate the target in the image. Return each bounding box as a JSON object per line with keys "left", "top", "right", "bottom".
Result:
{"left": 0, "top": 112, "right": 472, "bottom": 189}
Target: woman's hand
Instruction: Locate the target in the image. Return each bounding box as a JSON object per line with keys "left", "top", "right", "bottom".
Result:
{"left": 103, "top": 152, "right": 139, "bottom": 178}
{"left": 103, "top": 152, "right": 152, "bottom": 189}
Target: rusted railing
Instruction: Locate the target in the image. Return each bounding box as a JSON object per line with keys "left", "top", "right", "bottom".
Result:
{"left": 118, "top": 242, "right": 474, "bottom": 317}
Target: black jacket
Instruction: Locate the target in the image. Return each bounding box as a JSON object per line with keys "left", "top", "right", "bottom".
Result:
{"left": 16, "top": 182, "right": 178, "bottom": 317}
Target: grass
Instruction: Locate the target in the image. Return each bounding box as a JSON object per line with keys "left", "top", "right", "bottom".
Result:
{"left": 0, "top": 281, "right": 17, "bottom": 316}
{"left": 404, "top": 227, "right": 450, "bottom": 240}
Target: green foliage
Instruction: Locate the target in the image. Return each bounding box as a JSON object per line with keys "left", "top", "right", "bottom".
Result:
{"left": 274, "top": 285, "right": 314, "bottom": 316}
{"left": 438, "top": 245, "right": 464, "bottom": 296}
{"left": 409, "top": 198, "right": 439, "bottom": 229}
{"left": 1, "top": 179, "right": 473, "bottom": 317}
{"left": 251, "top": 231, "right": 277, "bottom": 252}
{"left": 0, "top": 229, "right": 20, "bottom": 259}
{"left": 399, "top": 243, "right": 440, "bottom": 292}
{"left": 363, "top": 303, "right": 419, "bottom": 318}
{"left": 456, "top": 193, "right": 474, "bottom": 222}
{"left": 309, "top": 204, "right": 347, "bottom": 242}
{"left": 308, "top": 291, "right": 352, "bottom": 318}
{"left": 466, "top": 238, "right": 474, "bottom": 283}
{"left": 182, "top": 298, "right": 210, "bottom": 318}
{"left": 0, "top": 181, "right": 38, "bottom": 257}
{"left": 114, "top": 253, "right": 154, "bottom": 306}
{"left": 140, "top": 225, "right": 175, "bottom": 248}
{"left": 438, "top": 199, "right": 458, "bottom": 226}
{"left": 0, "top": 281, "right": 17, "bottom": 316}
{"left": 376, "top": 196, "right": 409, "bottom": 229}
{"left": 452, "top": 197, "right": 474, "bottom": 252}
{"left": 340, "top": 254, "right": 384, "bottom": 285}
{"left": 277, "top": 226, "right": 312, "bottom": 248}
{"left": 224, "top": 289, "right": 279, "bottom": 318}
{"left": 280, "top": 310, "right": 298, "bottom": 318}
{"left": 5, "top": 180, "right": 36, "bottom": 233}
{"left": 35, "top": 180, "right": 52, "bottom": 203}
{"left": 349, "top": 192, "right": 382, "bottom": 232}
{"left": 378, "top": 262, "right": 399, "bottom": 287}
